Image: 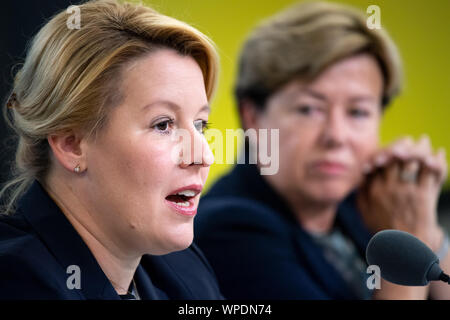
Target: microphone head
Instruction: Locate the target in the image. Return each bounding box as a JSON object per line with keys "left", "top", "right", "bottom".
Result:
{"left": 366, "top": 230, "right": 441, "bottom": 286}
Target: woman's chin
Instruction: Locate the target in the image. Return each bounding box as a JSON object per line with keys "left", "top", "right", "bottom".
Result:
{"left": 304, "top": 182, "right": 353, "bottom": 205}
{"left": 148, "top": 229, "right": 194, "bottom": 255}
{"left": 169, "top": 234, "right": 194, "bottom": 252}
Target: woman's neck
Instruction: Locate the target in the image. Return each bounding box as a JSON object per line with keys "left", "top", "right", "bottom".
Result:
{"left": 288, "top": 193, "right": 338, "bottom": 234}
{"left": 64, "top": 211, "right": 141, "bottom": 295}
{"left": 44, "top": 174, "right": 140, "bottom": 295}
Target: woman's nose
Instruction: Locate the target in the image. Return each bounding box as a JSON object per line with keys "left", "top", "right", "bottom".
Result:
{"left": 178, "top": 128, "right": 214, "bottom": 168}
{"left": 319, "top": 110, "right": 347, "bottom": 148}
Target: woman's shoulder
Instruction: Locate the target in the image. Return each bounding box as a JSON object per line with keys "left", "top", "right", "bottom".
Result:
{"left": 0, "top": 212, "right": 77, "bottom": 299}
{"left": 0, "top": 211, "right": 39, "bottom": 255}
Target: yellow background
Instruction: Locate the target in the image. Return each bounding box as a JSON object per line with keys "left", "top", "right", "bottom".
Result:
{"left": 142, "top": 0, "right": 450, "bottom": 190}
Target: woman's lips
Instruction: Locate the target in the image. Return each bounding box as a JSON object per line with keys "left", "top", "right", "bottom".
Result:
{"left": 165, "top": 197, "right": 198, "bottom": 216}
{"left": 164, "top": 184, "right": 203, "bottom": 217}
{"left": 310, "top": 161, "right": 349, "bottom": 175}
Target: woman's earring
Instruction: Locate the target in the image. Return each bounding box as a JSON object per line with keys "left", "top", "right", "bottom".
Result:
{"left": 74, "top": 165, "right": 81, "bottom": 173}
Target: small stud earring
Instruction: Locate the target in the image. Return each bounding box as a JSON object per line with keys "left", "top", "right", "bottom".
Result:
{"left": 74, "top": 165, "right": 81, "bottom": 173}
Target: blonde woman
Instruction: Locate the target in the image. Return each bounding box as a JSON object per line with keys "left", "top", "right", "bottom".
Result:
{"left": 0, "top": 0, "right": 222, "bottom": 300}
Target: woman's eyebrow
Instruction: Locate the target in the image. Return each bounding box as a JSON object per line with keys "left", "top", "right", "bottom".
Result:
{"left": 198, "top": 104, "right": 210, "bottom": 114}
{"left": 141, "top": 100, "right": 210, "bottom": 114}
{"left": 298, "top": 88, "right": 328, "bottom": 101}
{"left": 141, "top": 100, "right": 181, "bottom": 112}
{"left": 298, "top": 89, "right": 378, "bottom": 105}
{"left": 349, "top": 96, "right": 378, "bottom": 103}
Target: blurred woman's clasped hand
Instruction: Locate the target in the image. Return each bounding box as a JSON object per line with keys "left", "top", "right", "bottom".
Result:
{"left": 357, "top": 135, "right": 448, "bottom": 251}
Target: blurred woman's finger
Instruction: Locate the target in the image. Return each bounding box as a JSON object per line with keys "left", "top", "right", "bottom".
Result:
{"left": 396, "top": 135, "right": 431, "bottom": 163}
{"left": 399, "top": 159, "right": 420, "bottom": 185}
{"left": 385, "top": 160, "right": 401, "bottom": 187}
{"left": 416, "top": 148, "right": 448, "bottom": 188}
{"left": 363, "top": 136, "right": 415, "bottom": 174}
{"left": 418, "top": 162, "right": 437, "bottom": 190}
{"left": 388, "top": 136, "right": 415, "bottom": 160}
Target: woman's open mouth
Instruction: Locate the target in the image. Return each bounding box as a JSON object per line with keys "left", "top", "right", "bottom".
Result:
{"left": 165, "top": 186, "right": 202, "bottom": 216}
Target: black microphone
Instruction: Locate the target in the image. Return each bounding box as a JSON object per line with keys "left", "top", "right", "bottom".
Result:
{"left": 366, "top": 229, "right": 450, "bottom": 286}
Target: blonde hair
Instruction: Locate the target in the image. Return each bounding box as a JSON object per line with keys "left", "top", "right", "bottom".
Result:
{"left": 235, "top": 1, "right": 402, "bottom": 109}
{"left": 1, "top": 0, "right": 219, "bottom": 214}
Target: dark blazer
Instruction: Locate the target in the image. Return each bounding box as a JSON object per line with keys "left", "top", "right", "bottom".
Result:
{"left": 194, "top": 163, "right": 373, "bottom": 300}
{"left": 0, "top": 180, "right": 223, "bottom": 300}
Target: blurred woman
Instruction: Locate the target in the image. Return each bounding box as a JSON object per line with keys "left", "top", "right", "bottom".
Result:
{"left": 0, "top": 0, "right": 222, "bottom": 299}
{"left": 195, "top": 1, "right": 449, "bottom": 299}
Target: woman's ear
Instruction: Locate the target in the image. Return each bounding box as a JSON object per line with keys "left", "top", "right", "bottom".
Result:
{"left": 47, "top": 129, "right": 87, "bottom": 173}
{"left": 239, "top": 99, "right": 262, "bottom": 131}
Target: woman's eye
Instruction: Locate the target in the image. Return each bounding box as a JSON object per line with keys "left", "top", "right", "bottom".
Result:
{"left": 194, "top": 120, "right": 210, "bottom": 134}
{"left": 349, "top": 108, "right": 370, "bottom": 118}
{"left": 152, "top": 119, "right": 174, "bottom": 133}
{"left": 296, "top": 105, "right": 321, "bottom": 116}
